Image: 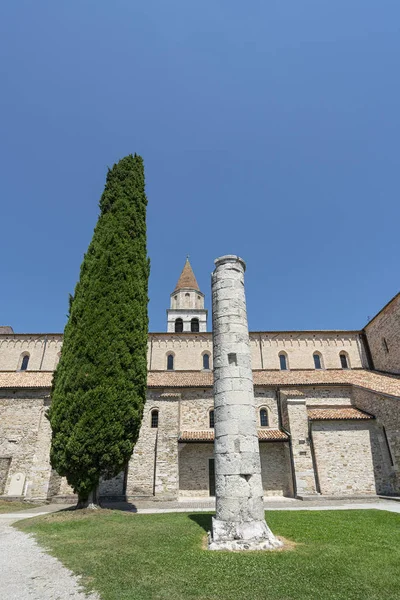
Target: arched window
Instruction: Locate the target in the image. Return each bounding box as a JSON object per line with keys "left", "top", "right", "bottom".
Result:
{"left": 340, "top": 352, "right": 349, "bottom": 369}
{"left": 260, "top": 408, "right": 269, "bottom": 427}
{"left": 191, "top": 318, "right": 199, "bottom": 332}
{"left": 313, "top": 352, "right": 323, "bottom": 370}
{"left": 209, "top": 409, "right": 214, "bottom": 428}
{"left": 167, "top": 354, "right": 174, "bottom": 370}
{"left": 151, "top": 409, "right": 159, "bottom": 428}
{"left": 175, "top": 318, "right": 183, "bottom": 333}
{"left": 279, "top": 352, "right": 288, "bottom": 370}
{"left": 20, "top": 354, "right": 30, "bottom": 371}
{"left": 203, "top": 353, "right": 210, "bottom": 370}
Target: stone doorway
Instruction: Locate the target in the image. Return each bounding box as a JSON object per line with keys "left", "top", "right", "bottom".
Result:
{"left": 209, "top": 458, "right": 215, "bottom": 496}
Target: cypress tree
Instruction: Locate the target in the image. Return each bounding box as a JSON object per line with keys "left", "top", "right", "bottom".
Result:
{"left": 48, "top": 154, "right": 149, "bottom": 506}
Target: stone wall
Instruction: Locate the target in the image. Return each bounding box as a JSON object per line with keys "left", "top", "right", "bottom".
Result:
{"left": 250, "top": 333, "right": 364, "bottom": 370}
{"left": 178, "top": 442, "right": 292, "bottom": 497}
{"left": 0, "top": 331, "right": 365, "bottom": 373}
{"left": 179, "top": 443, "right": 214, "bottom": 497}
{"left": 365, "top": 294, "right": 400, "bottom": 374}
{"left": 148, "top": 334, "right": 213, "bottom": 371}
{"left": 126, "top": 390, "right": 180, "bottom": 500}
{"left": 311, "top": 420, "right": 390, "bottom": 495}
{"left": 0, "top": 335, "right": 62, "bottom": 371}
{"left": 260, "top": 443, "right": 293, "bottom": 496}
{"left": 147, "top": 332, "right": 365, "bottom": 372}
{"left": 0, "top": 390, "right": 50, "bottom": 498}
{"left": 180, "top": 390, "right": 214, "bottom": 430}
{"left": 352, "top": 387, "right": 399, "bottom": 494}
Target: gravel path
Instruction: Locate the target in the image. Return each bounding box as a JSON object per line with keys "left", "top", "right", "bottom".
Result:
{"left": 0, "top": 520, "right": 99, "bottom": 600}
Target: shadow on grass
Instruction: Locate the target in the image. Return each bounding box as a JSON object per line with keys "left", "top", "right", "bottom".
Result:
{"left": 188, "top": 513, "right": 213, "bottom": 533}
{"left": 53, "top": 502, "right": 139, "bottom": 513}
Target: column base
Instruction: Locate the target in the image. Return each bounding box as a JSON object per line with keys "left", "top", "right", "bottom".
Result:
{"left": 208, "top": 517, "right": 282, "bottom": 551}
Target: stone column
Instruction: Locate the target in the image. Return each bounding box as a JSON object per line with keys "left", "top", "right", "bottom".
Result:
{"left": 209, "top": 255, "right": 281, "bottom": 551}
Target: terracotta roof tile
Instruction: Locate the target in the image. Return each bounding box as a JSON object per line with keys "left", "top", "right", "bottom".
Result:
{"left": 0, "top": 371, "right": 53, "bottom": 388}
{"left": 1, "top": 369, "right": 400, "bottom": 400}
{"left": 308, "top": 407, "right": 373, "bottom": 420}
{"left": 178, "top": 429, "right": 288, "bottom": 442}
{"left": 148, "top": 369, "right": 400, "bottom": 398}
{"left": 174, "top": 258, "right": 200, "bottom": 292}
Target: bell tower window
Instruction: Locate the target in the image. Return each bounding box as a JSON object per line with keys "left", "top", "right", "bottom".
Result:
{"left": 175, "top": 318, "right": 183, "bottom": 333}
{"left": 191, "top": 318, "right": 199, "bottom": 332}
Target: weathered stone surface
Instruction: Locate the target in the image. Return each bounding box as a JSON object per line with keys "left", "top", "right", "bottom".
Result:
{"left": 210, "top": 255, "right": 281, "bottom": 550}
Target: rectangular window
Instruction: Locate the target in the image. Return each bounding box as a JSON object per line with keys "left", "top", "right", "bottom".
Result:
{"left": 228, "top": 353, "right": 237, "bottom": 366}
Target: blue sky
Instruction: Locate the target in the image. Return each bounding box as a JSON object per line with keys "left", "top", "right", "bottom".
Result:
{"left": 1, "top": 1, "right": 399, "bottom": 333}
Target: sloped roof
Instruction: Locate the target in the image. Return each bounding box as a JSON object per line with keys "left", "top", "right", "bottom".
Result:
{"left": 178, "top": 429, "right": 288, "bottom": 442}
{"left": 1, "top": 368, "right": 400, "bottom": 399}
{"left": 147, "top": 369, "right": 400, "bottom": 398}
{"left": 0, "top": 371, "right": 54, "bottom": 388}
{"left": 174, "top": 258, "right": 200, "bottom": 292}
{"left": 308, "top": 407, "right": 373, "bottom": 420}
{"left": 0, "top": 326, "right": 14, "bottom": 334}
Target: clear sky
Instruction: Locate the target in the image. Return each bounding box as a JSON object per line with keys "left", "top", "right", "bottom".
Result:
{"left": 1, "top": 1, "right": 399, "bottom": 334}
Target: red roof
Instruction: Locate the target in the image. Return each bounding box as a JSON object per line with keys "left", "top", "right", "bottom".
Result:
{"left": 174, "top": 258, "right": 200, "bottom": 292}
{"left": 308, "top": 407, "right": 373, "bottom": 421}
{"left": 178, "top": 429, "right": 288, "bottom": 442}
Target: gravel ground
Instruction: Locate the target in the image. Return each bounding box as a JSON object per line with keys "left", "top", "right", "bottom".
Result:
{"left": 0, "top": 521, "right": 99, "bottom": 600}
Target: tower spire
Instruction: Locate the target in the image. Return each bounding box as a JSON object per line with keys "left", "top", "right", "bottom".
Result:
{"left": 174, "top": 257, "right": 200, "bottom": 292}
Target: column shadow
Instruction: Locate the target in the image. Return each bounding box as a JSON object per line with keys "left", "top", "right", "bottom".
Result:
{"left": 188, "top": 513, "right": 213, "bottom": 533}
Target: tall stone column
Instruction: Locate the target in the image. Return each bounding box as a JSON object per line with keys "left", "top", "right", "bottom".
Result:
{"left": 209, "top": 255, "right": 281, "bottom": 551}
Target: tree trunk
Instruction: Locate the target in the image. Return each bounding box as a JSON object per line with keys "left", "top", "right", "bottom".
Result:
{"left": 76, "top": 486, "right": 100, "bottom": 509}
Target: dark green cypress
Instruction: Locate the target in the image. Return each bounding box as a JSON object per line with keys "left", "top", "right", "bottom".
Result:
{"left": 48, "top": 154, "right": 149, "bottom": 505}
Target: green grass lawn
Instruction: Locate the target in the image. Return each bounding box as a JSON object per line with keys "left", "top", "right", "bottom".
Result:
{"left": 16, "top": 509, "right": 400, "bottom": 600}
{"left": 0, "top": 500, "right": 41, "bottom": 513}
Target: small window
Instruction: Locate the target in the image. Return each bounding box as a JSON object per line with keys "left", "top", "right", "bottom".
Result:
{"left": 313, "top": 353, "right": 322, "bottom": 370}
{"left": 228, "top": 353, "right": 237, "bottom": 366}
{"left": 151, "top": 410, "right": 159, "bottom": 428}
{"left": 203, "top": 353, "right": 210, "bottom": 370}
{"left": 279, "top": 353, "right": 288, "bottom": 370}
{"left": 167, "top": 354, "right": 174, "bottom": 370}
{"left": 340, "top": 352, "right": 349, "bottom": 369}
{"left": 20, "top": 354, "right": 30, "bottom": 371}
{"left": 209, "top": 409, "right": 214, "bottom": 429}
{"left": 185, "top": 293, "right": 190, "bottom": 298}
{"left": 191, "top": 318, "right": 199, "bottom": 332}
{"left": 175, "top": 318, "right": 183, "bottom": 333}
{"left": 260, "top": 408, "right": 269, "bottom": 427}
{"left": 382, "top": 338, "right": 389, "bottom": 353}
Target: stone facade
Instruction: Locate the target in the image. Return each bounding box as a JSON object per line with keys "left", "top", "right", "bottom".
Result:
{"left": 0, "top": 259, "right": 399, "bottom": 502}
{"left": 365, "top": 293, "right": 400, "bottom": 374}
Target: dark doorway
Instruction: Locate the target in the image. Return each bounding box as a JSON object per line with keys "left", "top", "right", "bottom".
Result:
{"left": 209, "top": 458, "right": 215, "bottom": 496}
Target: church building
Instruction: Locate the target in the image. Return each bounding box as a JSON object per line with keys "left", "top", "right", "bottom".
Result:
{"left": 0, "top": 259, "right": 399, "bottom": 502}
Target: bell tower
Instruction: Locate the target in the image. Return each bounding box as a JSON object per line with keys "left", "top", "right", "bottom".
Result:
{"left": 167, "top": 258, "right": 207, "bottom": 332}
